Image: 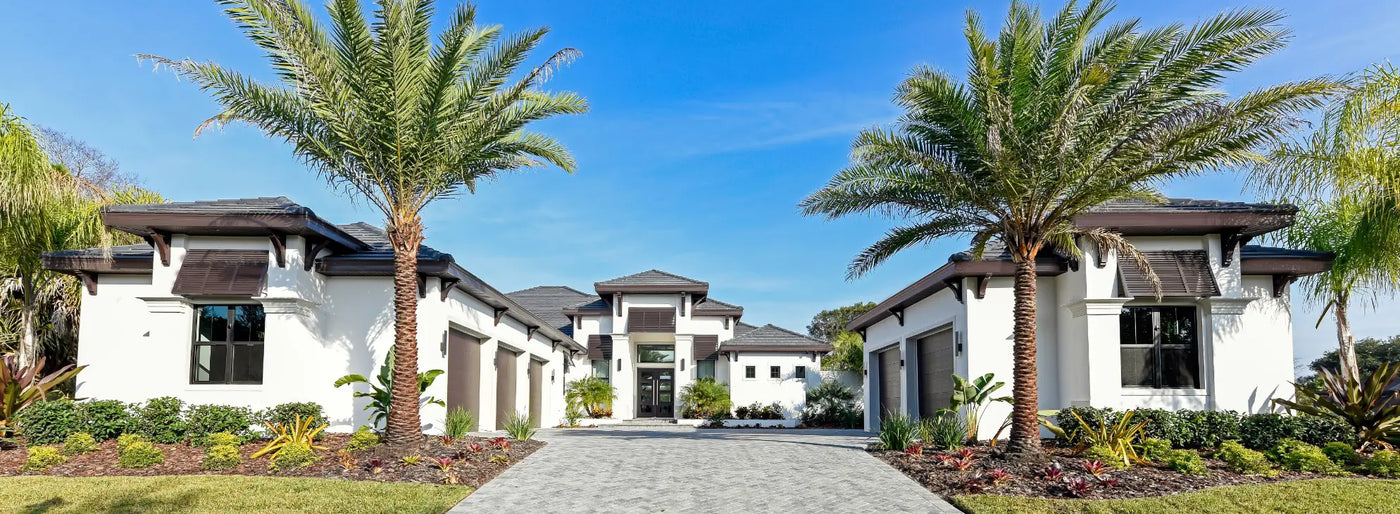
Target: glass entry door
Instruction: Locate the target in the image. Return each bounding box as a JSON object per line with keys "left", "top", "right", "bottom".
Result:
{"left": 636, "top": 369, "right": 674, "bottom": 418}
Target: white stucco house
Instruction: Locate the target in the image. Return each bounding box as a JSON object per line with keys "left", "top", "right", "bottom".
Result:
{"left": 848, "top": 199, "right": 1333, "bottom": 438}
{"left": 42, "top": 197, "right": 830, "bottom": 432}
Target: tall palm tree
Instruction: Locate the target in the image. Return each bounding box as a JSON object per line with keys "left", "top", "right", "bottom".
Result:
{"left": 801, "top": 0, "right": 1332, "bottom": 454}
{"left": 1251, "top": 65, "right": 1400, "bottom": 382}
{"left": 143, "top": 0, "right": 585, "bottom": 449}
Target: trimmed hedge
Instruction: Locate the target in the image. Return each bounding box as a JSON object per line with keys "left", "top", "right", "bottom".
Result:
{"left": 78, "top": 400, "right": 131, "bottom": 440}
{"left": 1055, "top": 407, "right": 1354, "bottom": 450}
{"left": 17, "top": 400, "right": 82, "bottom": 445}
{"left": 186, "top": 404, "right": 254, "bottom": 446}
{"left": 131, "top": 397, "right": 188, "bottom": 444}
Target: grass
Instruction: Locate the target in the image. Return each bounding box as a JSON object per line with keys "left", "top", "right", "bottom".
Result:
{"left": 0, "top": 475, "right": 472, "bottom": 514}
{"left": 954, "top": 479, "right": 1400, "bottom": 513}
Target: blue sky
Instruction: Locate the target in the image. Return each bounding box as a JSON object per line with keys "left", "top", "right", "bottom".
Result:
{"left": 3, "top": 1, "right": 1398, "bottom": 373}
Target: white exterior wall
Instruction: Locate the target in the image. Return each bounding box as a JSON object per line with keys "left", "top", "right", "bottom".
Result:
{"left": 861, "top": 286, "right": 967, "bottom": 432}
{"left": 727, "top": 352, "right": 822, "bottom": 418}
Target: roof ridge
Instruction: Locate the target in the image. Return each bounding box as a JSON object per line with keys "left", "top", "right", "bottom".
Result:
{"left": 730, "top": 323, "right": 826, "bottom": 344}
{"left": 507, "top": 285, "right": 593, "bottom": 297}
{"left": 599, "top": 269, "right": 707, "bottom": 285}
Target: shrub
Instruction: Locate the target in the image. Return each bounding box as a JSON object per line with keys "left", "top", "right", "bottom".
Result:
{"left": 17, "top": 399, "right": 82, "bottom": 444}
{"left": 1140, "top": 438, "right": 1172, "bottom": 463}
{"left": 1055, "top": 406, "right": 1116, "bottom": 441}
{"left": 269, "top": 442, "right": 317, "bottom": 471}
{"left": 1294, "top": 416, "right": 1356, "bottom": 447}
{"left": 61, "top": 432, "right": 99, "bottom": 455}
{"left": 334, "top": 352, "right": 444, "bottom": 429}
{"left": 1275, "top": 362, "right": 1400, "bottom": 451}
{"left": 1216, "top": 440, "right": 1276, "bottom": 476}
{"left": 1164, "top": 449, "right": 1207, "bottom": 475}
{"left": 202, "top": 444, "right": 242, "bottom": 471}
{"left": 23, "top": 446, "right": 67, "bottom": 471}
{"left": 118, "top": 440, "right": 165, "bottom": 468}
{"left": 0, "top": 356, "right": 83, "bottom": 438}
{"left": 186, "top": 404, "right": 253, "bottom": 445}
{"left": 1176, "top": 410, "right": 1241, "bottom": 449}
{"left": 564, "top": 376, "right": 617, "bottom": 418}
{"left": 1239, "top": 414, "right": 1298, "bottom": 450}
{"left": 258, "top": 402, "right": 326, "bottom": 436}
{"left": 205, "top": 432, "right": 242, "bottom": 448}
{"left": 131, "top": 396, "right": 187, "bottom": 444}
{"left": 1321, "top": 441, "right": 1362, "bottom": 466}
{"left": 346, "top": 426, "right": 379, "bottom": 452}
{"left": 800, "top": 381, "right": 862, "bottom": 428}
{"left": 1272, "top": 439, "right": 1343, "bottom": 474}
{"left": 877, "top": 413, "right": 917, "bottom": 451}
{"left": 1363, "top": 450, "right": 1400, "bottom": 477}
{"left": 1069, "top": 409, "right": 1147, "bottom": 468}
{"left": 116, "top": 433, "right": 146, "bottom": 453}
{"left": 918, "top": 412, "right": 966, "bottom": 450}
{"left": 1133, "top": 409, "right": 1182, "bottom": 446}
{"left": 444, "top": 407, "right": 475, "bottom": 438}
{"left": 77, "top": 400, "right": 130, "bottom": 440}
{"left": 252, "top": 415, "right": 328, "bottom": 463}
{"left": 503, "top": 412, "right": 536, "bottom": 441}
{"left": 679, "top": 379, "right": 732, "bottom": 419}
{"left": 1083, "top": 445, "right": 1127, "bottom": 469}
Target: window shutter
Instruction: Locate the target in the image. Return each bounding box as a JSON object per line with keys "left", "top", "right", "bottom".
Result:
{"left": 587, "top": 335, "right": 613, "bottom": 360}
{"left": 172, "top": 250, "right": 269, "bottom": 297}
{"left": 693, "top": 335, "right": 718, "bottom": 361}
{"left": 1118, "top": 250, "right": 1221, "bottom": 297}
{"left": 627, "top": 307, "right": 676, "bottom": 333}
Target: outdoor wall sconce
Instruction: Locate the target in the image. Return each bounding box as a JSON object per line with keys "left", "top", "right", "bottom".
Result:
{"left": 617, "top": 358, "right": 622, "bottom": 371}
{"left": 551, "top": 370, "right": 556, "bottom": 383}
{"left": 955, "top": 331, "right": 964, "bottom": 356}
{"left": 681, "top": 358, "right": 686, "bottom": 371}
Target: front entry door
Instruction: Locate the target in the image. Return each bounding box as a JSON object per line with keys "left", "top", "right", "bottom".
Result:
{"left": 636, "top": 369, "right": 674, "bottom": 418}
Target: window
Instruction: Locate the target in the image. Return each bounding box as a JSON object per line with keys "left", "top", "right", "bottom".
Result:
{"left": 744, "top": 365, "right": 756, "bottom": 379}
{"left": 1120, "top": 306, "right": 1200, "bottom": 389}
{"left": 592, "top": 359, "right": 610, "bottom": 381}
{"left": 637, "top": 344, "right": 675, "bottom": 363}
{"left": 795, "top": 366, "right": 807, "bottom": 379}
{"left": 697, "top": 359, "right": 716, "bottom": 380}
{"left": 770, "top": 366, "right": 781, "bottom": 379}
{"left": 191, "top": 305, "right": 264, "bottom": 384}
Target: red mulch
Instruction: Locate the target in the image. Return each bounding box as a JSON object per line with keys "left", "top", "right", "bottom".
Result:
{"left": 872, "top": 441, "right": 1377, "bottom": 501}
{"left": 0, "top": 433, "right": 542, "bottom": 488}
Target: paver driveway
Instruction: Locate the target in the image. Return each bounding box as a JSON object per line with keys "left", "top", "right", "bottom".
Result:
{"left": 449, "top": 426, "right": 958, "bottom": 513}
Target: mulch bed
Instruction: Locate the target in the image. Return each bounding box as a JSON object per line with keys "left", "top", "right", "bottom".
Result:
{"left": 0, "top": 433, "right": 543, "bottom": 488}
{"left": 872, "top": 441, "right": 1369, "bottom": 501}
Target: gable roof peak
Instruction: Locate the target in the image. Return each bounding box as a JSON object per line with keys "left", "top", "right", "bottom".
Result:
{"left": 595, "top": 269, "right": 709, "bottom": 294}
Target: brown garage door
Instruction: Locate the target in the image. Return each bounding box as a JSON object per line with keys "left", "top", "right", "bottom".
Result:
{"left": 495, "top": 347, "right": 517, "bottom": 430}
{"left": 917, "top": 329, "right": 955, "bottom": 418}
{"left": 446, "top": 330, "right": 481, "bottom": 429}
{"left": 877, "top": 346, "right": 901, "bottom": 424}
{"left": 528, "top": 358, "right": 544, "bottom": 428}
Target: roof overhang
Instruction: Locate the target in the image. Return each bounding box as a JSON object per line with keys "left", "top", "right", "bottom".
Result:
{"left": 593, "top": 284, "right": 710, "bottom": 295}
{"left": 102, "top": 211, "right": 367, "bottom": 253}
{"left": 42, "top": 252, "right": 154, "bottom": 275}
{"left": 720, "top": 344, "right": 834, "bottom": 353}
{"left": 1072, "top": 210, "right": 1295, "bottom": 238}
{"left": 1240, "top": 257, "right": 1332, "bottom": 276}
{"left": 847, "top": 258, "right": 1068, "bottom": 333}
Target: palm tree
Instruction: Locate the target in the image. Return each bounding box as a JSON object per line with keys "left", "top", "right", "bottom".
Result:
{"left": 142, "top": 0, "right": 586, "bottom": 449}
{"left": 800, "top": 0, "right": 1332, "bottom": 454}
{"left": 1251, "top": 65, "right": 1400, "bottom": 382}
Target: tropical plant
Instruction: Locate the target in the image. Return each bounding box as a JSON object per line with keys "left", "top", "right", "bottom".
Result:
{"left": 808, "top": 302, "right": 877, "bottom": 342}
{"left": 1274, "top": 362, "right": 1400, "bottom": 451}
{"left": 799, "top": 0, "right": 1333, "bottom": 454}
{"left": 823, "top": 331, "right": 865, "bottom": 372}
{"left": 444, "top": 407, "right": 475, "bottom": 438}
{"left": 503, "top": 411, "right": 536, "bottom": 441}
{"left": 878, "top": 413, "right": 918, "bottom": 451}
{"left": 334, "top": 350, "right": 444, "bottom": 430}
{"left": 1069, "top": 410, "right": 1148, "bottom": 468}
{"left": 0, "top": 355, "right": 83, "bottom": 436}
{"left": 799, "top": 380, "right": 862, "bottom": 428}
{"left": 919, "top": 410, "right": 966, "bottom": 450}
{"left": 678, "top": 378, "right": 732, "bottom": 419}
{"left": 565, "top": 376, "right": 617, "bottom": 418}
{"left": 142, "top": 0, "right": 586, "bottom": 449}
{"left": 252, "top": 414, "right": 329, "bottom": 462}
{"left": 948, "top": 373, "right": 1011, "bottom": 443}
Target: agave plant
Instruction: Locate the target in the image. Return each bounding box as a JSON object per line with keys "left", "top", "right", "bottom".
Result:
{"left": 1069, "top": 410, "right": 1148, "bottom": 468}
{"left": 0, "top": 355, "right": 84, "bottom": 436}
{"left": 251, "top": 414, "right": 328, "bottom": 460}
{"left": 1274, "top": 362, "right": 1400, "bottom": 451}
{"left": 334, "top": 349, "right": 444, "bottom": 429}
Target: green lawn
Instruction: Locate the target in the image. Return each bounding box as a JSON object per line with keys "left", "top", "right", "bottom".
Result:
{"left": 0, "top": 475, "right": 472, "bottom": 514}
{"left": 954, "top": 479, "right": 1400, "bottom": 513}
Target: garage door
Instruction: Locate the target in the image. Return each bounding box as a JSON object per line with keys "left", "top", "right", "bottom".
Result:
{"left": 495, "top": 348, "right": 518, "bottom": 430}
{"left": 917, "top": 329, "right": 955, "bottom": 418}
{"left": 528, "top": 358, "right": 544, "bottom": 428}
{"left": 446, "top": 330, "right": 481, "bottom": 429}
{"left": 877, "top": 346, "right": 901, "bottom": 423}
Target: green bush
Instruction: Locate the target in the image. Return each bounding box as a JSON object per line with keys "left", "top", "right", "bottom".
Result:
{"left": 1133, "top": 409, "right": 1183, "bottom": 446}
{"left": 116, "top": 433, "right": 146, "bottom": 453}
{"left": 23, "top": 446, "right": 67, "bottom": 471}
{"left": 679, "top": 379, "right": 733, "bottom": 419}
{"left": 269, "top": 442, "right": 317, "bottom": 471}
{"left": 1164, "top": 449, "right": 1208, "bottom": 475}
{"left": 1239, "top": 414, "right": 1299, "bottom": 450}
{"left": 78, "top": 400, "right": 130, "bottom": 441}
{"left": 1056, "top": 406, "right": 1117, "bottom": 441}
{"left": 118, "top": 440, "right": 165, "bottom": 469}
{"left": 1363, "top": 450, "right": 1400, "bottom": 478}
{"left": 1084, "top": 444, "right": 1128, "bottom": 469}
{"left": 444, "top": 407, "right": 475, "bottom": 438}
{"left": 1176, "top": 410, "right": 1241, "bottom": 448}
{"left": 878, "top": 413, "right": 917, "bottom": 451}
{"left": 205, "top": 432, "right": 242, "bottom": 448}
{"left": 800, "top": 381, "right": 863, "bottom": 428}
{"left": 918, "top": 412, "right": 966, "bottom": 450}
{"left": 258, "top": 403, "right": 326, "bottom": 438}
{"left": 1217, "top": 440, "right": 1276, "bottom": 476}
{"left": 17, "top": 400, "right": 81, "bottom": 444}
{"left": 131, "top": 397, "right": 187, "bottom": 444}
{"left": 1293, "top": 416, "right": 1356, "bottom": 447}
{"left": 62, "top": 432, "right": 100, "bottom": 455}
{"left": 1322, "top": 442, "right": 1362, "bottom": 466}
{"left": 503, "top": 412, "right": 536, "bottom": 441}
{"left": 186, "top": 404, "right": 253, "bottom": 445}
{"left": 1272, "top": 439, "right": 1343, "bottom": 475}
{"left": 1140, "top": 438, "right": 1172, "bottom": 462}
{"left": 202, "top": 444, "right": 242, "bottom": 471}
{"left": 346, "top": 426, "right": 379, "bottom": 452}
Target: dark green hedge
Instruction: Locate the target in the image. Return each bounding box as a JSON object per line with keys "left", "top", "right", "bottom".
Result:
{"left": 1054, "top": 407, "right": 1356, "bottom": 450}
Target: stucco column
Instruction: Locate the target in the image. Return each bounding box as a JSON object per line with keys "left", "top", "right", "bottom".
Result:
{"left": 612, "top": 334, "right": 634, "bottom": 418}
{"left": 1066, "top": 298, "right": 1131, "bottom": 407}
{"left": 1199, "top": 297, "right": 1256, "bottom": 412}
{"left": 257, "top": 297, "right": 320, "bottom": 415}
{"left": 139, "top": 297, "right": 194, "bottom": 401}
{"left": 673, "top": 334, "right": 694, "bottom": 416}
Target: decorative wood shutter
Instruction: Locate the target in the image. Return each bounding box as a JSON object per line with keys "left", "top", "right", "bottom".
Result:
{"left": 1118, "top": 250, "right": 1221, "bottom": 297}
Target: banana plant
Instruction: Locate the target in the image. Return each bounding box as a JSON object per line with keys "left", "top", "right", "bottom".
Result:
{"left": 334, "top": 349, "right": 444, "bottom": 430}
{"left": 1, "top": 354, "right": 84, "bottom": 436}
{"left": 949, "top": 373, "right": 1012, "bottom": 443}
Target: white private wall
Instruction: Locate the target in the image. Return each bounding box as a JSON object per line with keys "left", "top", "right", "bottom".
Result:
{"left": 727, "top": 352, "right": 821, "bottom": 418}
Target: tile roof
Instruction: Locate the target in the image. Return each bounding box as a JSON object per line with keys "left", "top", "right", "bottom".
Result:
{"left": 505, "top": 286, "right": 600, "bottom": 337}
{"left": 596, "top": 269, "right": 707, "bottom": 287}
{"left": 44, "top": 243, "right": 154, "bottom": 258}
{"left": 734, "top": 321, "right": 758, "bottom": 336}
{"left": 104, "top": 196, "right": 312, "bottom": 215}
{"left": 692, "top": 297, "right": 743, "bottom": 313}
{"left": 335, "top": 222, "right": 451, "bottom": 260}
{"left": 720, "top": 324, "right": 832, "bottom": 352}
{"left": 1088, "top": 198, "right": 1295, "bottom": 214}
{"left": 1240, "top": 245, "right": 1333, "bottom": 259}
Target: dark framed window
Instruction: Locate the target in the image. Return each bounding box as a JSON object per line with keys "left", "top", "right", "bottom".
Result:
{"left": 697, "top": 359, "right": 716, "bottom": 380}
{"left": 795, "top": 366, "right": 807, "bottom": 379}
{"left": 770, "top": 366, "right": 781, "bottom": 379}
{"left": 744, "top": 365, "right": 756, "bottom": 379}
{"left": 637, "top": 344, "right": 675, "bottom": 363}
{"left": 191, "top": 305, "right": 264, "bottom": 384}
{"left": 592, "top": 359, "right": 611, "bottom": 381}
{"left": 1120, "top": 306, "right": 1200, "bottom": 389}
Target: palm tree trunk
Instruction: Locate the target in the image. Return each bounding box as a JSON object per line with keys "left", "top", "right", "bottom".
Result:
{"left": 384, "top": 217, "right": 425, "bottom": 450}
{"left": 1334, "top": 296, "right": 1360, "bottom": 383}
{"left": 1005, "top": 257, "right": 1042, "bottom": 455}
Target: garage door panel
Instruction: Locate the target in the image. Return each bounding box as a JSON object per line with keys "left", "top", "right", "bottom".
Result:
{"left": 917, "top": 330, "right": 955, "bottom": 419}
{"left": 877, "top": 347, "right": 901, "bottom": 424}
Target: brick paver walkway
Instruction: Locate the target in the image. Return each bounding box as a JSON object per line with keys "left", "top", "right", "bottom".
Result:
{"left": 449, "top": 426, "right": 959, "bottom": 513}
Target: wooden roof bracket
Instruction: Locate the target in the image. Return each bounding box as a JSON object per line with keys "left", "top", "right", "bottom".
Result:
{"left": 1272, "top": 274, "right": 1296, "bottom": 298}
{"left": 268, "top": 233, "right": 287, "bottom": 268}
{"left": 145, "top": 230, "right": 171, "bottom": 267}
{"left": 416, "top": 273, "right": 428, "bottom": 299}
{"left": 944, "top": 277, "right": 965, "bottom": 304}
{"left": 974, "top": 273, "right": 992, "bottom": 300}
{"left": 493, "top": 307, "right": 508, "bottom": 326}
{"left": 439, "top": 277, "right": 460, "bottom": 301}
{"left": 78, "top": 271, "right": 98, "bottom": 295}
{"left": 303, "top": 237, "right": 330, "bottom": 271}
{"left": 890, "top": 307, "right": 905, "bottom": 326}
{"left": 526, "top": 326, "right": 538, "bottom": 341}
{"left": 1094, "top": 241, "right": 1110, "bottom": 268}
{"left": 1221, "top": 229, "right": 1251, "bottom": 267}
